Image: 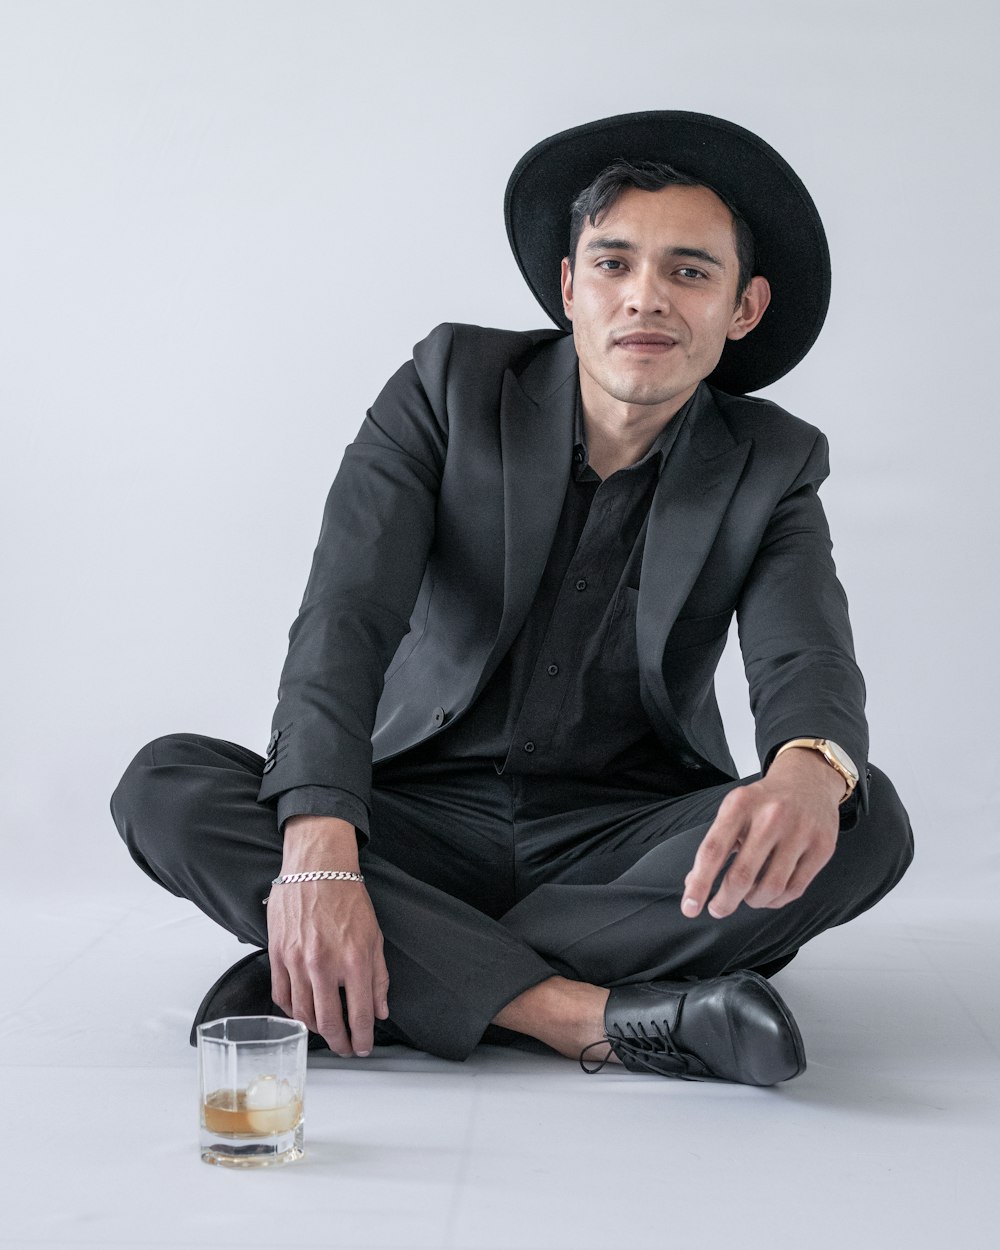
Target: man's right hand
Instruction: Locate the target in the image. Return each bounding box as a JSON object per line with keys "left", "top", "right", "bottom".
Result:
{"left": 266, "top": 815, "right": 389, "bottom": 1057}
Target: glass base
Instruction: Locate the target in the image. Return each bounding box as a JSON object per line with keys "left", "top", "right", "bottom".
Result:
{"left": 200, "top": 1122, "right": 304, "bottom": 1168}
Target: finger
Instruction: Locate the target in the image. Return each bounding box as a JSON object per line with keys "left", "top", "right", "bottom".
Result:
{"left": 288, "top": 971, "right": 318, "bottom": 1036}
{"left": 344, "top": 972, "right": 377, "bottom": 1056}
{"left": 682, "top": 792, "right": 749, "bottom": 917}
{"left": 743, "top": 848, "right": 801, "bottom": 909}
{"left": 373, "top": 950, "right": 390, "bottom": 1021}
{"left": 705, "top": 834, "right": 776, "bottom": 918}
{"left": 269, "top": 952, "right": 293, "bottom": 1016}
{"left": 761, "top": 849, "right": 829, "bottom": 910}
{"left": 313, "top": 977, "right": 353, "bottom": 1057}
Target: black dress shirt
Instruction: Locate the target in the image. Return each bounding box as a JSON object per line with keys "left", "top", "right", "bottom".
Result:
{"left": 421, "top": 392, "right": 694, "bottom": 788}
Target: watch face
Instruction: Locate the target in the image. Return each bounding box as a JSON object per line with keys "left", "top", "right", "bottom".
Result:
{"left": 826, "top": 740, "right": 858, "bottom": 780}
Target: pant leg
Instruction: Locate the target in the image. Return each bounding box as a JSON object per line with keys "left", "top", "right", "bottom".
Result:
{"left": 500, "top": 765, "right": 914, "bottom": 986}
{"left": 110, "top": 734, "right": 553, "bottom": 1060}
{"left": 112, "top": 735, "right": 914, "bottom": 1052}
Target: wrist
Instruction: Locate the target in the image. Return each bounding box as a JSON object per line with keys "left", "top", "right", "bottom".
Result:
{"left": 767, "top": 746, "right": 847, "bottom": 804}
{"left": 770, "top": 737, "right": 858, "bottom": 805}
{"left": 282, "top": 815, "right": 360, "bottom": 874}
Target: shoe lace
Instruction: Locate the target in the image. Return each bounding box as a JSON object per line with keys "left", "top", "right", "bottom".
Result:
{"left": 579, "top": 1017, "right": 709, "bottom": 1079}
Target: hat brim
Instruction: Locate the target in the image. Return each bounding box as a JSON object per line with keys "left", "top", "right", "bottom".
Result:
{"left": 504, "top": 111, "right": 830, "bottom": 395}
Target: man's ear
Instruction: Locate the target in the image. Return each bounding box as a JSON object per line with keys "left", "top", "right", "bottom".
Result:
{"left": 727, "top": 276, "right": 771, "bottom": 341}
{"left": 560, "top": 257, "right": 574, "bottom": 321}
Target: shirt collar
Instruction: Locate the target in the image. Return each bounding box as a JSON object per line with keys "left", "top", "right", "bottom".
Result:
{"left": 571, "top": 382, "right": 702, "bottom": 481}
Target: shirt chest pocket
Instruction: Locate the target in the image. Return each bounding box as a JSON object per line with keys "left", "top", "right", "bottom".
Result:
{"left": 600, "top": 587, "right": 641, "bottom": 673}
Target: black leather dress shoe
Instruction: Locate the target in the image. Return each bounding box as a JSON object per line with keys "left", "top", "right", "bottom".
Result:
{"left": 189, "top": 950, "right": 290, "bottom": 1047}
{"left": 586, "top": 969, "right": 806, "bottom": 1086}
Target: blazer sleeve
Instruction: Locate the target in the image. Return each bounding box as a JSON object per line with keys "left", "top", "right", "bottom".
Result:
{"left": 256, "top": 324, "right": 456, "bottom": 835}
{"left": 736, "top": 430, "right": 871, "bottom": 823}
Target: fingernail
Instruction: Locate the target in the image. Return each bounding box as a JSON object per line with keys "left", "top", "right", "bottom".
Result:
{"left": 356, "top": 1049, "right": 371, "bottom": 1058}
{"left": 708, "top": 904, "right": 723, "bottom": 919}
{"left": 681, "top": 897, "right": 699, "bottom": 916}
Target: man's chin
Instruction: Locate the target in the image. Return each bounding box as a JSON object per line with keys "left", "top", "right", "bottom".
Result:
{"left": 608, "top": 378, "right": 696, "bottom": 408}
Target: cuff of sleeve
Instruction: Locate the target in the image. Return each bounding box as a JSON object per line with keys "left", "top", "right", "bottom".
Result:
{"left": 275, "top": 786, "right": 371, "bottom": 846}
{"left": 837, "top": 788, "right": 860, "bottom": 832}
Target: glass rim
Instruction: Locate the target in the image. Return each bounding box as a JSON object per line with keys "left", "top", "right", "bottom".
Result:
{"left": 196, "top": 1015, "right": 308, "bottom": 1044}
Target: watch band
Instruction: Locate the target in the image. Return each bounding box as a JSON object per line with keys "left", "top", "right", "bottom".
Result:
{"left": 772, "top": 738, "right": 858, "bottom": 803}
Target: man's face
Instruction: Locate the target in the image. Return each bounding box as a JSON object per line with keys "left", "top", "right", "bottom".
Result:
{"left": 561, "top": 184, "right": 769, "bottom": 419}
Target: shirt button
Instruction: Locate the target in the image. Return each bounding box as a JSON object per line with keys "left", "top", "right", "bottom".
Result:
{"left": 547, "top": 664, "right": 559, "bottom": 676}
{"left": 523, "top": 741, "right": 535, "bottom": 754}
{"left": 575, "top": 578, "right": 587, "bottom": 591}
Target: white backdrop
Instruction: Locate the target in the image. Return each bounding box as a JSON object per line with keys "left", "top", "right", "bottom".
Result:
{"left": 2, "top": 0, "right": 997, "bottom": 902}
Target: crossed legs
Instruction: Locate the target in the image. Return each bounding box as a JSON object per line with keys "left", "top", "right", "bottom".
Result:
{"left": 111, "top": 734, "right": 913, "bottom": 1062}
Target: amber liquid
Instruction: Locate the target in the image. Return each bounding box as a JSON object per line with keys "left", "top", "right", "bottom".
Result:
{"left": 202, "top": 1088, "right": 302, "bottom": 1137}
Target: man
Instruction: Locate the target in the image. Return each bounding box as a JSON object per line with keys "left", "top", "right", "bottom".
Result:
{"left": 111, "top": 111, "right": 913, "bottom": 1085}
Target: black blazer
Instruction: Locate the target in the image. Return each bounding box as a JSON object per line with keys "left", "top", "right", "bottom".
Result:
{"left": 258, "top": 324, "right": 869, "bottom": 824}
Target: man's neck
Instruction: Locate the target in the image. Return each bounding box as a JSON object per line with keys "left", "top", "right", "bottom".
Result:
{"left": 579, "top": 374, "right": 696, "bottom": 480}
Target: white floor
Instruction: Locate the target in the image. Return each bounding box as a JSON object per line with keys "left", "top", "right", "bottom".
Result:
{"left": 2, "top": 880, "right": 997, "bottom": 1250}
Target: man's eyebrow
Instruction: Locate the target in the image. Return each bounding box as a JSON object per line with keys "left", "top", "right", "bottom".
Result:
{"left": 668, "top": 246, "right": 725, "bottom": 269}
{"left": 584, "top": 236, "right": 636, "bottom": 252}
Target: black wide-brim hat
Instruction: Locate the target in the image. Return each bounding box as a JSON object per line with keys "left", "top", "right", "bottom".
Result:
{"left": 504, "top": 111, "right": 830, "bottom": 395}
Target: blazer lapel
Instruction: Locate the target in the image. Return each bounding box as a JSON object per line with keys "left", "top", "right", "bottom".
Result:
{"left": 637, "top": 386, "right": 751, "bottom": 748}
{"left": 475, "top": 334, "right": 577, "bottom": 694}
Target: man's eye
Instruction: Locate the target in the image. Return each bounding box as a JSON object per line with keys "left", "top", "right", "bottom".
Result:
{"left": 598, "top": 259, "right": 624, "bottom": 270}
{"left": 677, "top": 267, "right": 706, "bottom": 280}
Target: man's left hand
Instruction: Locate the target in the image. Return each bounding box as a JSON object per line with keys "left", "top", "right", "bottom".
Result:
{"left": 681, "top": 747, "right": 845, "bottom": 918}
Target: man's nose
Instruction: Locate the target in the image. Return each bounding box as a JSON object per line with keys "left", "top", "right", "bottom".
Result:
{"left": 625, "top": 266, "right": 670, "bottom": 315}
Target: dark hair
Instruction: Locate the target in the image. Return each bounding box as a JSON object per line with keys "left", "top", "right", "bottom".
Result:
{"left": 567, "top": 158, "right": 757, "bottom": 304}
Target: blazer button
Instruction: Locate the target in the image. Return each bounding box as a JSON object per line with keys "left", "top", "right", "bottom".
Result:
{"left": 266, "top": 730, "right": 280, "bottom": 752}
{"left": 432, "top": 706, "right": 446, "bottom": 727}
{"left": 523, "top": 741, "right": 535, "bottom": 754}
{"left": 262, "top": 757, "right": 276, "bottom": 774}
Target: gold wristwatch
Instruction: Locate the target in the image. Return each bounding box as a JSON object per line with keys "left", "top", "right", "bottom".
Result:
{"left": 771, "top": 738, "right": 859, "bottom": 803}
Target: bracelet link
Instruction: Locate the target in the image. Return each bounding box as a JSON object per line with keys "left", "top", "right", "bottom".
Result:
{"left": 262, "top": 869, "right": 365, "bottom": 904}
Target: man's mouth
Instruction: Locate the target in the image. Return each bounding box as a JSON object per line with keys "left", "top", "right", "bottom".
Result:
{"left": 613, "top": 333, "right": 678, "bottom": 352}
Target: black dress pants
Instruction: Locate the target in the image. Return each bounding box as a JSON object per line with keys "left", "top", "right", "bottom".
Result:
{"left": 110, "top": 734, "right": 913, "bottom": 1060}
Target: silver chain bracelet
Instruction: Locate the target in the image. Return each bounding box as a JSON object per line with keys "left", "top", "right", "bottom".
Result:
{"left": 262, "top": 870, "right": 365, "bottom": 904}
